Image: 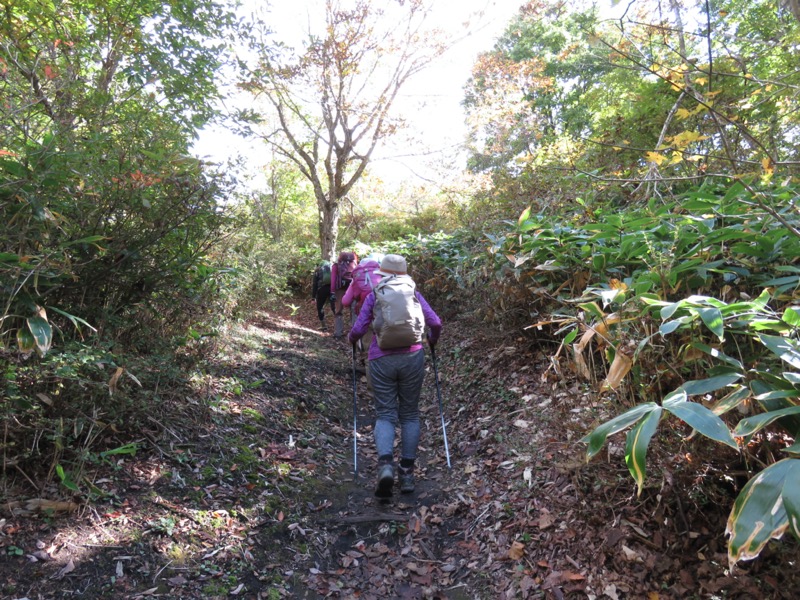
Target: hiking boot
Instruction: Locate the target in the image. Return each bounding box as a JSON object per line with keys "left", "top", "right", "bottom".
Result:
{"left": 398, "top": 471, "right": 415, "bottom": 494}
{"left": 375, "top": 463, "right": 394, "bottom": 498}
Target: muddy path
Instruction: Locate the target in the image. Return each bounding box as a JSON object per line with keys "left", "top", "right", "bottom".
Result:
{"left": 1, "top": 301, "right": 797, "bottom": 599}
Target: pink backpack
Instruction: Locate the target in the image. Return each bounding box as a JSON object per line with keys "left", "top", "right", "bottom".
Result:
{"left": 349, "top": 260, "right": 383, "bottom": 311}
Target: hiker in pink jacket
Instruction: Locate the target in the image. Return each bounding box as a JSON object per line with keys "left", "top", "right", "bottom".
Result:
{"left": 342, "top": 255, "right": 384, "bottom": 314}
{"left": 342, "top": 254, "right": 384, "bottom": 367}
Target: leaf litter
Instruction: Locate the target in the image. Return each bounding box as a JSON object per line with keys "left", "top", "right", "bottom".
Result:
{"left": 0, "top": 301, "right": 797, "bottom": 598}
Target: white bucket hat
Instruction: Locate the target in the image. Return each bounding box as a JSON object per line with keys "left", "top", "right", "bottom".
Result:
{"left": 375, "top": 254, "right": 408, "bottom": 276}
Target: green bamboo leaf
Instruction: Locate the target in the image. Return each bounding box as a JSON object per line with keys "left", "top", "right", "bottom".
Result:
{"left": 56, "top": 464, "right": 80, "bottom": 492}
{"left": 17, "top": 328, "right": 36, "bottom": 354}
{"left": 659, "top": 320, "right": 683, "bottom": 335}
{"left": 749, "top": 319, "right": 790, "bottom": 332}
{"left": 711, "top": 385, "right": 751, "bottom": 416}
{"left": 664, "top": 401, "right": 738, "bottom": 449}
{"left": 734, "top": 406, "right": 800, "bottom": 437}
{"left": 758, "top": 334, "right": 800, "bottom": 369}
{"left": 59, "top": 235, "right": 107, "bottom": 249}
{"left": 689, "top": 343, "right": 743, "bottom": 370}
{"left": 783, "top": 441, "right": 800, "bottom": 455}
{"left": 660, "top": 301, "right": 682, "bottom": 320}
{"left": 46, "top": 306, "right": 98, "bottom": 334}
{"left": 100, "top": 443, "right": 139, "bottom": 457}
{"left": 625, "top": 407, "right": 663, "bottom": 497}
{"left": 518, "top": 206, "right": 531, "bottom": 227}
{"left": 662, "top": 389, "right": 687, "bottom": 406}
{"left": 27, "top": 316, "right": 53, "bottom": 356}
{"left": 761, "top": 275, "right": 800, "bottom": 287}
{"left": 0, "top": 252, "right": 21, "bottom": 264}
{"left": 686, "top": 295, "right": 726, "bottom": 308}
{"left": 696, "top": 307, "right": 724, "bottom": 340}
{"left": 782, "top": 307, "right": 800, "bottom": 327}
{"left": 581, "top": 403, "right": 659, "bottom": 460}
{"left": 727, "top": 459, "right": 800, "bottom": 564}
{"left": 679, "top": 374, "right": 742, "bottom": 397}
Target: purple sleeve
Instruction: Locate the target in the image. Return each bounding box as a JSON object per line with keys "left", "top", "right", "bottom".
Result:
{"left": 348, "top": 291, "right": 375, "bottom": 343}
{"left": 416, "top": 292, "right": 442, "bottom": 344}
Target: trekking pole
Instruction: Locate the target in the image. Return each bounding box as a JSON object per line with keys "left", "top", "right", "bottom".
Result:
{"left": 430, "top": 344, "right": 451, "bottom": 469}
{"left": 351, "top": 342, "right": 359, "bottom": 479}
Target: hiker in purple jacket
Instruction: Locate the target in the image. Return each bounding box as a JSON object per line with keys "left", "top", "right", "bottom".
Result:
{"left": 348, "top": 254, "right": 442, "bottom": 498}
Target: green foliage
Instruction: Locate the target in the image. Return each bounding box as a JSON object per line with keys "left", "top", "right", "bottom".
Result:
{"left": 465, "top": 0, "right": 800, "bottom": 209}
{"left": 726, "top": 458, "right": 800, "bottom": 563}
{"left": 482, "top": 180, "right": 800, "bottom": 563}
{"left": 0, "top": 0, "right": 239, "bottom": 354}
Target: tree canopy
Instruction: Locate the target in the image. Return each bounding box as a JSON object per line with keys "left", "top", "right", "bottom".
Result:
{"left": 238, "top": 0, "right": 443, "bottom": 260}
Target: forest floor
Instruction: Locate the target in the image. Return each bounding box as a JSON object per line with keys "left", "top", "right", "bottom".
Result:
{"left": 1, "top": 298, "right": 799, "bottom": 599}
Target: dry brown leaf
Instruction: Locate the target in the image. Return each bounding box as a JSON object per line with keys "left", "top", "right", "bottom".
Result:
{"left": 108, "top": 367, "right": 124, "bottom": 395}
{"left": 600, "top": 351, "right": 632, "bottom": 391}
{"left": 52, "top": 559, "right": 75, "bottom": 580}
{"left": 508, "top": 541, "right": 525, "bottom": 560}
{"left": 574, "top": 326, "right": 596, "bottom": 354}
{"left": 538, "top": 508, "right": 555, "bottom": 530}
{"left": 573, "top": 346, "right": 592, "bottom": 380}
{"left": 24, "top": 498, "right": 79, "bottom": 513}
{"left": 36, "top": 393, "right": 53, "bottom": 406}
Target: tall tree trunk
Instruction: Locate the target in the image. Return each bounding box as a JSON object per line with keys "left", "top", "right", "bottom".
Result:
{"left": 318, "top": 191, "right": 340, "bottom": 261}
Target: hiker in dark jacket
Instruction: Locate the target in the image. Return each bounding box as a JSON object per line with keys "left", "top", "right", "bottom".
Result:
{"left": 348, "top": 254, "right": 442, "bottom": 498}
{"left": 311, "top": 262, "right": 335, "bottom": 331}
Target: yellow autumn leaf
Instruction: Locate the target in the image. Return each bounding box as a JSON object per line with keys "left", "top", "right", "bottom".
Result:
{"left": 609, "top": 279, "right": 627, "bottom": 290}
{"left": 762, "top": 157, "right": 774, "bottom": 175}
{"left": 676, "top": 108, "right": 692, "bottom": 120}
{"left": 670, "top": 130, "right": 709, "bottom": 148}
{"left": 645, "top": 151, "right": 666, "bottom": 165}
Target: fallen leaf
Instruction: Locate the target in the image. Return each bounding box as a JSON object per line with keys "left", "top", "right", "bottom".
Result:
{"left": 538, "top": 508, "right": 555, "bottom": 530}
{"left": 230, "top": 583, "right": 245, "bottom": 595}
{"left": 622, "top": 544, "right": 643, "bottom": 562}
{"left": 508, "top": 541, "right": 525, "bottom": 560}
{"left": 52, "top": 559, "right": 75, "bottom": 580}
{"left": 603, "top": 583, "right": 620, "bottom": 600}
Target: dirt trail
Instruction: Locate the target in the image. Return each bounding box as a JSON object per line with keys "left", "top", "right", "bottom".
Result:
{"left": 1, "top": 302, "right": 797, "bottom": 599}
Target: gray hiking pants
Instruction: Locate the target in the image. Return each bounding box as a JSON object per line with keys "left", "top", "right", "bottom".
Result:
{"left": 334, "top": 287, "right": 348, "bottom": 337}
{"left": 369, "top": 350, "right": 425, "bottom": 461}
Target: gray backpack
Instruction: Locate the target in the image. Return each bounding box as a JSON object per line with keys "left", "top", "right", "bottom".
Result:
{"left": 372, "top": 275, "right": 425, "bottom": 349}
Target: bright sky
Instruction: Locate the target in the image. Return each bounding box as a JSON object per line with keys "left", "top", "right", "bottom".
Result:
{"left": 192, "top": 0, "right": 524, "bottom": 190}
